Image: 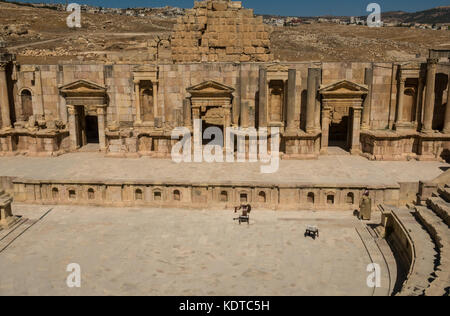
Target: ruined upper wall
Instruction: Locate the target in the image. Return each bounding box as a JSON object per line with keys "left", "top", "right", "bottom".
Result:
{"left": 171, "top": 0, "right": 273, "bottom": 63}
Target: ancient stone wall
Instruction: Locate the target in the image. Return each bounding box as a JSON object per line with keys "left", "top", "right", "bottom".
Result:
{"left": 171, "top": 0, "right": 273, "bottom": 63}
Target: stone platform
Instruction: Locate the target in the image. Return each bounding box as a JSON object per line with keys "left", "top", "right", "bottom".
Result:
{"left": 0, "top": 153, "right": 447, "bottom": 210}
{"left": 0, "top": 205, "right": 393, "bottom": 296}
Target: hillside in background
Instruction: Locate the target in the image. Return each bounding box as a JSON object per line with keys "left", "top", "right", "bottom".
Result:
{"left": 381, "top": 6, "right": 450, "bottom": 24}
{"left": 0, "top": 1, "right": 448, "bottom": 64}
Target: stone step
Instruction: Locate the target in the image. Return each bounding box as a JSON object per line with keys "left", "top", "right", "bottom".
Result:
{"left": 356, "top": 223, "right": 391, "bottom": 296}
{"left": 414, "top": 206, "right": 450, "bottom": 297}
{"left": 394, "top": 208, "right": 437, "bottom": 296}
{"left": 437, "top": 186, "right": 450, "bottom": 203}
{"left": 427, "top": 197, "right": 450, "bottom": 227}
{"left": 0, "top": 218, "right": 32, "bottom": 253}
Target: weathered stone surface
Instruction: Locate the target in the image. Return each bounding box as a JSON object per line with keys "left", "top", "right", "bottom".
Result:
{"left": 171, "top": 0, "right": 273, "bottom": 63}
{"left": 0, "top": 190, "right": 18, "bottom": 229}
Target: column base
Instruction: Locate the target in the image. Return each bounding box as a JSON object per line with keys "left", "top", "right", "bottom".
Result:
{"left": 395, "top": 121, "right": 415, "bottom": 131}
{"left": 350, "top": 148, "right": 362, "bottom": 155}
{"left": 421, "top": 128, "right": 434, "bottom": 135}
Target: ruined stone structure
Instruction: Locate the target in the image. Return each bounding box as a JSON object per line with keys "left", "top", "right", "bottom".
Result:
{"left": 0, "top": 189, "right": 17, "bottom": 229}
{"left": 171, "top": 0, "right": 273, "bottom": 63}
{"left": 0, "top": 0, "right": 449, "bottom": 162}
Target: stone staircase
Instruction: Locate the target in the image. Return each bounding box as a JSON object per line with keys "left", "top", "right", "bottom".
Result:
{"left": 394, "top": 208, "right": 437, "bottom": 296}
{"left": 414, "top": 184, "right": 450, "bottom": 296}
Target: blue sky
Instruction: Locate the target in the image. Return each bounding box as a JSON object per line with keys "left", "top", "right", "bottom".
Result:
{"left": 11, "top": 0, "right": 450, "bottom": 16}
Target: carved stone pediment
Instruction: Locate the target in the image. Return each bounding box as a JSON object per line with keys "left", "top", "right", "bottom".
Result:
{"left": 59, "top": 80, "right": 107, "bottom": 105}
{"left": 265, "top": 64, "right": 289, "bottom": 73}
{"left": 319, "top": 80, "right": 368, "bottom": 99}
{"left": 133, "top": 65, "right": 158, "bottom": 83}
{"left": 60, "top": 80, "right": 106, "bottom": 95}
{"left": 187, "top": 81, "right": 234, "bottom": 110}
{"left": 133, "top": 65, "right": 158, "bottom": 73}
{"left": 187, "top": 80, "right": 234, "bottom": 97}
{"left": 265, "top": 64, "right": 289, "bottom": 81}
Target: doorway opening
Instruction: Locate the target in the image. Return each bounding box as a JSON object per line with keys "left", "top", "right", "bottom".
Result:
{"left": 329, "top": 115, "right": 349, "bottom": 151}
{"left": 75, "top": 106, "right": 100, "bottom": 152}
{"left": 85, "top": 116, "right": 99, "bottom": 144}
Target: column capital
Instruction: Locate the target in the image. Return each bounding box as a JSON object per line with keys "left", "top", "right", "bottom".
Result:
{"left": 427, "top": 58, "right": 439, "bottom": 65}
{"left": 67, "top": 105, "right": 76, "bottom": 115}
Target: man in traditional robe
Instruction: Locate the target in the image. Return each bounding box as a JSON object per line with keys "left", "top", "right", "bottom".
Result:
{"left": 359, "top": 191, "right": 372, "bottom": 221}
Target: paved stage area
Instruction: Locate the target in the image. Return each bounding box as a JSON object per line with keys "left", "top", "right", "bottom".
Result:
{"left": 0, "top": 205, "right": 389, "bottom": 296}
{"left": 0, "top": 153, "right": 447, "bottom": 185}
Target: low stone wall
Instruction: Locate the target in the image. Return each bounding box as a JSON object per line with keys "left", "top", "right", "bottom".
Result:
{"left": 361, "top": 132, "right": 450, "bottom": 162}
{"left": 0, "top": 130, "right": 70, "bottom": 157}
{"left": 0, "top": 176, "right": 15, "bottom": 195}
{"left": 12, "top": 179, "right": 400, "bottom": 210}
{"left": 380, "top": 205, "right": 436, "bottom": 296}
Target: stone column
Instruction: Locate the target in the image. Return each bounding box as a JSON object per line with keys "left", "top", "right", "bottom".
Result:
{"left": 0, "top": 62, "right": 11, "bottom": 129}
{"left": 306, "top": 68, "right": 319, "bottom": 133}
{"left": 258, "top": 68, "right": 267, "bottom": 128}
{"left": 67, "top": 105, "right": 78, "bottom": 151}
{"left": 350, "top": 106, "right": 363, "bottom": 155}
{"left": 422, "top": 58, "right": 438, "bottom": 134}
{"left": 241, "top": 100, "right": 249, "bottom": 128}
{"left": 153, "top": 81, "right": 158, "bottom": 118}
{"left": 183, "top": 98, "right": 192, "bottom": 128}
{"left": 362, "top": 67, "right": 373, "bottom": 130}
{"left": 133, "top": 80, "right": 141, "bottom": 124}
{"left": 97, "top": 105, "right": 107, "bottom": 151}
{"left": 36, "top": 68, "right": 45, "bottom": 120}
{"left": 320, "top": 106, "right": 331, "bottom": 154}
{"left": 395, "top": 77, "right": 406, "bottom": 127}
{"left": 286, "top": 69, "right": 297, "bottom": 132}
{"left": 314, "top": 68, "right": 322, "bottom": 132}
{"left": 444, "top": 74, "right": 450, "bottom": 134}
{"left": 415, "top": 77, "right": 425, "bottom": 130}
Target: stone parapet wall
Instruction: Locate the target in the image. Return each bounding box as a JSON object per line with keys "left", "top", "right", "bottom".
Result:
{"left": 379, "top": 205, "right": 436, "bottom": 296}
{"left": 361, "top": 131, "right": 450, "bottom": 162}
{"left": 12, "top": 179, "right": 399, "bottom": 211}
{"left": 0, "top": 129, "right": 70, "bottom": 157}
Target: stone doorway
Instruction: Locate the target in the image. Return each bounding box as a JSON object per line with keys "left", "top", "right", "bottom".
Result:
{"left": 329, "top": 115, "right": 349, "bottom": 151}
{"left": 319, "top": 80, "right": 368, "bottom": 155}
{"left": 74, "top": 106, "right": 100, "bottom": 151}
{"left": 59, "top": 80, "right": 108, "bottom": 152}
